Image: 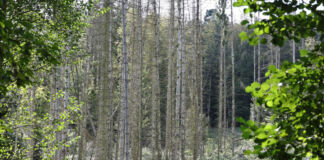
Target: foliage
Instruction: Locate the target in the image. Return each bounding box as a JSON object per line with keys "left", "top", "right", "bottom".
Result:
{"left": 234, "top": 0, "right": 324, "bottom": 48}
{"left": 235, "top": 0, "right": 324, "bottom": 159}
{"left": 0, "top": 0, "right": 92, "bottom": 97}
{"left": 0, "top": 86, "right": 82, "bottom": 159}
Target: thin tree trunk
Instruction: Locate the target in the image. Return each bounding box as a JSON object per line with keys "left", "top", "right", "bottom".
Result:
{"left": 193, "top": 0, "right": 201, "bottom": 159}
{"left": 165, "top": 0, "right": 175, "bottom": 158}
{"left": 197, "top": 1, "right": 204, "bottom": 158}
{"left": 120, "top": 0, "right": 129, "bottom": 159}
{"left": 292, "top": 40, "right": 295, "bottom": 63}
{"left": 230, "top": 0, "right": 236, "bottom": 156}
{"left": 278, "top": 47, "right": 280, "bottom": 69}
{"left": 175, "top": 0, "right": 183, "bottom": 159}
{"left": 107, "top": 1, "right": 114, "bottom": 159}
{"left": 79, "top": 59, "right": 89, "bottom": 160}
{"left": 180, "top": 14, "right": 186, "bottom": 160}
{"left": 207, "top": 76, "right": 211, "bottom": 127}
{"left": 251, "top": 14, "right": 256, "bottom": 122}
{"left": 152, "top": 0, "right": 161, "bottom": 159}
{"left": 218, "top": 26, "right": 224, "bottom": 160}
{"left": 180, "top": 0, "right": 185, "bottom": 159}
{"left": 131, "top": 0, "right": 143, "bottom": 159}
{"left": 218, "top": 1, "right": 226, "bottom": 158}
{"left": 223, "top": 41, "right": 227, "bottom": 153}
{"left": 27, "top": 87, "right": 36, "bottom": 160}
{"left": 257, "top": 12, "right": 261, "bottom": 123}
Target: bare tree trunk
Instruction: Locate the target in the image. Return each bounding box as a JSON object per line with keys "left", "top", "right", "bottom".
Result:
{"left": 165, "top": 0, "right": 175, "bottom": 158}
{"left": 95, "top": 1, "right": 110, "bottom": 158}
{"left": 292, "top": 40, "right": 295, "bottom": 63}
{"left": 207, "top": 75, "right": 211, "bottom": 126}
{"left": 193, "top": 0, "right": 201, "bottom": 159}
{"left": 257, "top": 12, "right": 261, "bottom": 123}
{"left": 152, "top": 0, "right": 161, "bottom": 159}
{"left": 107, "top": 0, "right": 114, "bottom": 159}
{"left": 251, "top": 14, "right": 256, "bottom": 122}
{"left": 223, "top": 41, "right": 227, "bottom": 153}
{"left": 278, "top": 47, "right": 280, "bottom": 69}
{"left": 27, "top": 87, "right": 36, "bottom": 160}
{"left": 78, "top": 58, "right": 89, "bottom": 160}
{"left": 230, "top": 0, "right": 236, "bottom": 156}
{"left": 131, "top": 0, "right": 143, "bottom": 159}
{"left": 180, "top": 0, "right": 186, "bottom": 159}
{"left": 218, "top": 26, "right": 224, "bottom": 160}
{"left": 269, "top": 37, "right": 274, "bottom": 65}
{"left": 120, "top": 0, "right": 129, "bottom": 159}
{"left": 218, "top": 1, "right": 227, "bottom": 158}
{"left": 116, "top": 110, "right": 120, "bottom": 160}
{"left": 175, "top": 0, "right": 183, "bottom": 159}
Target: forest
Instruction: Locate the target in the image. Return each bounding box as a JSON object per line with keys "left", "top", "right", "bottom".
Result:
{"left": 0, "top": 0, "right": 323, "bottom": 159}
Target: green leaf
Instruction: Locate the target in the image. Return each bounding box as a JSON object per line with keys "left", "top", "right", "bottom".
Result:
{"left": 242, "top": 128, "right": 252, "bottom": 138}
{"left": 261, "top": 38, "right": 267, "bottom": 44}
{"left": 241, "top": 20, "right": 249, "bottom": 25}
{"left": 0, "top": 21, "right": 5, "bottom": 28}
{"left": 245, "top": 86, "right": 253, "bottom": 93}
{"left": 264, "top": 26, "right": 270, "bottom": 34}
{"left": 267, "top": 101, "right": 273, "bottom": 107}
{"left": 261, "top": 83, "right": 270, "bottom": 91}
{"left": 251, "top": 82, "right": 260, "bottom": 88}
{"left": 246, "top": 120, "right": 255, "bottom": 127}
{"left": 239, "top": 32, "right": 249, "bottom": 42}
{"left": 236, "top": 117, "right": 246, "bottom": 123}
{"left": 300, "top": 49, "right": 308, "bottom": 57}
{"left": 254, "top": 28, "right": 264, "bottom": 36}
{"left": 244, "top": 150, "right": 253, "bottom": 155}
{"left": 268, "top": 65, "right": 277, "bottom": 72}
{"left": 257, "top": 133, "right": 268, "bottom": 139}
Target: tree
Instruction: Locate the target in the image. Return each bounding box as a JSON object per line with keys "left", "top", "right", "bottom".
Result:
{"left": 165, "top": 0, "right": 175, "bottom": 159}
{"left": 175, "top": 0, "right": 183, "bottom": 159}
{"left": 217, "top": 0, "right": 226, "bottom": 158}
{"left": 235, "top": 0, "right": 324, "bottom": 159}
{"left": 151, "top": 0, "right": 162, "bottom": 159}
{"left": 230, "top": 0, "right": 236, "bottom": 156}
{"left": 95, "top": 1, "right": 110, "bottom": 159}
{"left": 119, "top": 0, "right": 130, "bottom": 159}
{"left": 0, "top": 0, "right": 90, "bottom": 97}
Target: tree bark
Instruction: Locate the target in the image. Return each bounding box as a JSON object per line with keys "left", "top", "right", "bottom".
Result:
{"left": 175, "top": 0, "right": 183, "bottom": 159}
{"left": 151, "top": 0, "right": 161, "bottom": 159}
{"left": 165, "top": 0, "right": 175, "bottom": 158}
{"left": 230, "top": 0, "right": 236, "bottom": 156}
{"left": 119, "top": 0, "right": 129, "bottom": 159}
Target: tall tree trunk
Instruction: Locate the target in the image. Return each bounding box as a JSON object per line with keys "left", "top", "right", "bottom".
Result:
{"left": 230, "top": 0, "right": 236, "bottom": 156}
{"left": 165, "top": 0, "right": 175, "bottom": 158}
{"left": 95, "top": 1, "right": 110, "bottom": 158}
{"left": 78, "top": 58, "right": 89, "bottom": 160}
{"left": 218, "top": 25, "right": 224, "bottom": 160}
{"left": 250, "top": 16, "right": 256, "bottom": 122}
{"left": 218, "top": 1, "right": 226, "bottom": 158}
{"left": 257, "top": 12, "right": 261, "bottom": 123}
{"left": 175, "top": 0, "right": 183, "bottom": 159}
{"left": 180, "top": 0, "right": 185, "bottom": 159}
{"left": 152, "top": 0, "right": 161, "bottom": 159}
{"left": 131, "top": 0, "right": 143, "bottom": 159}
{"left": 27, "top": 87, "right": 36, "bottom": 160}
{"left": 292, "top": 40, "right": 295, "bottom": 63}
{"left": 223, "top": 41, "right": 227, "bottom": 152}
{"left": 193, "top": 0, "right": 201, "bottom": 159}
{"left": 120, "top": 0, "right": 129, "bottom": 159}
{"left": 107, "top": 0, "right": 114, "bottom": 159}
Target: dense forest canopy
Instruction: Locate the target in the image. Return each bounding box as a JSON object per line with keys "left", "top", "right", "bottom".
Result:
{"left": 0, "top": 0, "right": 323, "bottom": 159}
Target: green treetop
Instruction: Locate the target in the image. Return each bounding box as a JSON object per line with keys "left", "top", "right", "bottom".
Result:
{"left": 234, "top": 0, "right": 324, "bottom": 159}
